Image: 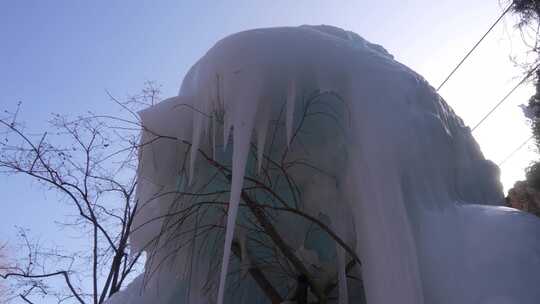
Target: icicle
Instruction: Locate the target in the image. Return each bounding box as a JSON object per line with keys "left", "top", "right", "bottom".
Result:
{"left": 223, "top": 112, "right": 232, "bottom": 151}
{"left": 256, "top": 123, "right": 268, "bottom": 173}
{"left": 336, "top": 246, "right": 348, "bottom": 304}
{"left": 216, "top": 129, "right": 251, "bottom": 304}
{"left": 186, "top": 208, "right": 200, "bottom": 304}
{"left": 222, "top": 74, "right": 233, "bottom": 152}
{"left": 188, "top": 104, "right": 206, "bottom": 184}
{"left": 216, "top": 95, "right": 259, "bottom": 304}
{"left": 189, "top": 92, "right": 212, "bottom": 183}
{"left": 212, "top": 114, "right": 217, "bottom": 160}
{"left": 329, "top": 196, "right": 349, "bottom": 304}
{"left": 188, "top": 114, "right": 203, "bottom": 184}
{"left": 286, "top": 79, "right": 296, "bottom": 146}
{"left": 255, "top": 99, "right": 271, "bottom": 173}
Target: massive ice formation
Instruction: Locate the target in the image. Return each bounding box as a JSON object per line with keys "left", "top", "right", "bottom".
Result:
{"left": 107, "top": 25, "right": 540, "bottom": 304}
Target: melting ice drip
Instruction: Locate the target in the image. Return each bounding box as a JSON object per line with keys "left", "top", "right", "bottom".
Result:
{"left": 108, "top": 26, "right": 540, "bottom": 304}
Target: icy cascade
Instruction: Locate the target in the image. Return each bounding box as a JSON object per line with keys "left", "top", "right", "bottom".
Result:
{"left": 108, "top": 25, "right": 540, "bottom": 304}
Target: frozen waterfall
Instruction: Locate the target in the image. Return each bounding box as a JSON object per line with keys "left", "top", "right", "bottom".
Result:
{"left": 106, "top": 25, "right": 540, "bottom": 304}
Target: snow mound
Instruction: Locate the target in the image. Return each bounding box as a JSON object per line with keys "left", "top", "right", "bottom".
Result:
{"left": 107, "top": 25, "right": 540, "bottom": 304}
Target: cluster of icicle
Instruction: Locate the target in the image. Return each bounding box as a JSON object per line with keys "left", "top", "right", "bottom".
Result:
{"left": 106, "top": 25, "right": 540, "bottom": 304}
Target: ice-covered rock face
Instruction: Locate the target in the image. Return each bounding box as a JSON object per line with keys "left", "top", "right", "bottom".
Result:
{"left": 108, "top": 26, "right": 540, "bottom": 304}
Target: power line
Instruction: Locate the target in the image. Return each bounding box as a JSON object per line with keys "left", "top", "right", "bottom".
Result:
{"left": 433, "top": 2, "right": 536, "bottom": 171}
{"left": 498, "top": 135, "right": 534, "bottom": 166}
{"left": 436, "top": 3, "right": 513, "bottom": 91}
{"left": 471, "top": 65, "right": 539, "bottom": 132}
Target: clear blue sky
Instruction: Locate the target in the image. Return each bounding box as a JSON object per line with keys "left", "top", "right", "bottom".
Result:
{"left": 0, "top": 1, "right": 533, "bottom": 303}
